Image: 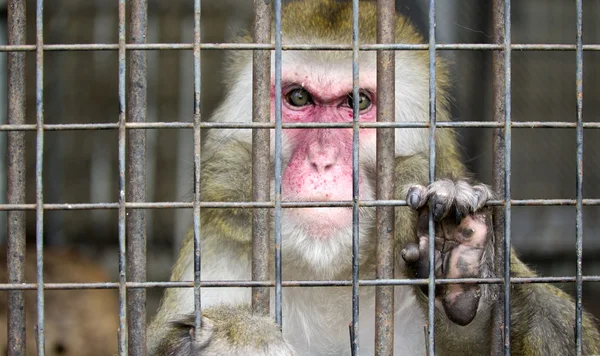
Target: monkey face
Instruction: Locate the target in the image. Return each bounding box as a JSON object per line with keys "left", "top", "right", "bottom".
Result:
{"left": 261, "top": 56, "right": 381, "bottom": 275}
{"left": 277, "top": 62, "right": 376, "bottom": 233}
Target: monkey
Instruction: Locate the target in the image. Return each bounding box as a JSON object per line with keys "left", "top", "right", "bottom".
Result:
{"left": 148, "top": 1, "right": 600, "bottom": 355}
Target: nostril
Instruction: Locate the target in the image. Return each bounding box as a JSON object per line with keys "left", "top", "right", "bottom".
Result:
{"left": 311, "top": 160, "right": 334, "bottom": 173}
{"left": 307, "top": 142, "right": 339, "bottom": 173}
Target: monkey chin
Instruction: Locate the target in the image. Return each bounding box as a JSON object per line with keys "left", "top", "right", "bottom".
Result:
{"left": 285, "top": 207, "right": 352, "bottom": 240}
{"left": 281, "top": 213, "right": 355, "bottom": 278}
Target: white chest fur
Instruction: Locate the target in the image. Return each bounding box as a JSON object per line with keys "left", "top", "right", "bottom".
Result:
{"left": 187, "top": 238, "right": 427, "bottom": 356}
{"left": 280, "top": 285, "right": 426, "bottom": 356}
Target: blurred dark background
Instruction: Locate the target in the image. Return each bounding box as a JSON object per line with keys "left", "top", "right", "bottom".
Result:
{"left": 0, "top": 0, "right": 599, "bottom": 342}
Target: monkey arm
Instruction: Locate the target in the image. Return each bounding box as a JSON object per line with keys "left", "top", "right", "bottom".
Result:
{"left": 395, "top": 129, "right": 600, "bottom": 355}
{"left": 507, "top": 255, "right": 600, "bottom": 355}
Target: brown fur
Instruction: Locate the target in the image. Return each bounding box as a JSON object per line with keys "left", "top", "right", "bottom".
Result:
{"left": 0, "top": 247, "right": 119, "bottom": 356}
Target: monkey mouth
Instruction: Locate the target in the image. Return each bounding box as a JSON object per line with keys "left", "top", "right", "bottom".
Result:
{"left": 285, "top": 206, "right": 352, "bottom": 238}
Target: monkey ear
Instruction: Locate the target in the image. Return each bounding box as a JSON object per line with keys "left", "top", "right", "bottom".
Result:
{"left": 190, "top": 317, "right": 215, "bottom": 351}
{"left": 170, "top": 315, "right": 215, "bottom": 352}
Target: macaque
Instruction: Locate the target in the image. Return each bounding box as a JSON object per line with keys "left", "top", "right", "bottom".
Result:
{"left": 0, "top": 247, "right": 119, "bottom": 355}
{"left": 148, "top": 1, "right": 600, "bottom": 355}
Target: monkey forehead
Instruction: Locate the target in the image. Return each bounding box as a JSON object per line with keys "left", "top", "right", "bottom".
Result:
{"left": 276, "top": 52, "right": 377, "bottom": 99}
{"left": 280, "top": 0, "right": 424, "bottom": 46}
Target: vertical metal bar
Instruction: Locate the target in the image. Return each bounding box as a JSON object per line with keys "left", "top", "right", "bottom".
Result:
{"left": 6, "top": 0, "right": 27, "bottom": 354}
{"left": 574, "top": 0, "right": 583, "bottom": 354}
{"left": 274, "top": 0, "right": 283, "bottom": 328}
{"left": 118, "top": 0, "right": 128, "bottom": 354}
{"left": 350, "top": 0, "right": 360, "bottom": 354}
{"left": 251, "top": 0, "right": 272, "bottom": 316}
{"left": 126, "top": 0, "right": 148, "bottom": 354}
{"left": 502, "top": 1, "right": 512, "bottom": 354}
{"left": 193, "top": 0, "right": 203, "bottom": 336}
{"left": 490, "top": 0, "right": 506, "bottom": 354}
{"left": 35, "top": 0, "right": 45, "bottom": 354}
{"left": 427, "top": 0, "right": 437, "bottom": 355}
{"left": 375, "top": 0, "right": 395, "bottom": 355}
{"left": 0, "top": 11, "right": 9, "bottom": 248}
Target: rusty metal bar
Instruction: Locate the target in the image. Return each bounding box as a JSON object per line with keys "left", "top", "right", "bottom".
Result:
{"left": 126, "top": 0, "right": 148, "bottom": 354}
{"left": 251, "top": 0, "right": 272, "bottom": 317}
{"left": 192, "top": 0, "right": 203, "bottom": 338}
{"left": 34, "top": 0, "right": 46, "bottom": 353}
{"left": 3, "top": 120, "right": 600, "bottom": 131}
{"left": 375, "top": 0, "right": 395, "bottom": 355}
{"left": 2, "top": 43, "right": 600, "bottom": 52}
{"left": 490, "top": 0, "right": 506, "bottom": 354}
{"left": 2, "top": 274, "right": 600, "bottom": 291}
{"left": 1, "top": 197, "right": 600, "bottom": 212}
{"left": 575, "top": 0, "right": 584, "bottom": 354}
{"left": 6, "top": 0, "right": 27, "bottom": 354}
{"left": 350, "top": 0, "right": 361, "bottom": 354}
{"left": 117, "top": 0, "right": 128, "bottom": 354}
{"left": 427, "top": 0, "right": 437, "bottom": 355}
{"left": 501, "top": 0, "right": 512, "bottom": 354}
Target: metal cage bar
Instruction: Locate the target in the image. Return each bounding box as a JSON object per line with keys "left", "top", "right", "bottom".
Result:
{"left": 6, "top": 0, "right": 27, "bottom": 354}
{"left": 192, "top": 0, "right": 203, "bottom": 341}
{"left": 251, "top": 0, "right": 272, "bottom": 317}
{"left": 0, "top": 2, "right": 596, "bottom": 355}
{"left": 2, "top": 274, "right": 600, "bottom": 291}
{"left": 274, "top": 0, "right": 283, "bottom": 328}
{"left": 350, "top": 0, "right": 361, "bottom": 354}
{"left": 0, "top": 43, "right": 599, "bottom": 52}
{"left": 575, "top": 0, "right": 584, "bottom": 354}
{"left": 427, "top": 0, "right": 437, "bottom": 354}
{"left": 126, "top": 0, "right": 149, "bottom": 354}
{"left": 374, "top": 0, "right": 396, "bottom": 355}
{"left": 34, "top": 0, "right": 46, "bottom": 353}
{"left": 501, "top": 1, "right": 513, "bottom": 354}
{"left": 491, "top": 0, "right": 507, "bottom": 354}
{"left": 1, "top": 198, "right": 600, "bottom": 212}
{"left": 2, "top": 120, "right": 600, "bottom": 132}
{"left": 117, "top": 0, "right": 129, "bottom": 354}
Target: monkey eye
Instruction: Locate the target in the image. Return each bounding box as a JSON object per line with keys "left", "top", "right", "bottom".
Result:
{"left": 286, "top": 88, "right": 312, "bottom": 107}
{"left": 347, "top": 92, "right": 372, "bottom": 111}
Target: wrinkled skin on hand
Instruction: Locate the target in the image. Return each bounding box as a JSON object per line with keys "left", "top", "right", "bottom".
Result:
{"left": 402, "top": 180, "right": 493, "bottom": 326}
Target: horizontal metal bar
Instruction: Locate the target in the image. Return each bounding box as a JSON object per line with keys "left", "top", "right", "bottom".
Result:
{"left": 1, "top": 276, "right": 600, "bottom": 291}
{"left": 0, "top": 198, "right": 599, "bottom": 211}
{"left": 1, "top": 121, "right": 600, "bottom": 131}
{"left": 0, "top": 43, "right": 599, "bottom": 52}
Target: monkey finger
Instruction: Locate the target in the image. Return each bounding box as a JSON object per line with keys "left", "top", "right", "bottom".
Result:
{"left": 406, "top": 184, "right": 428, "bottom": 210}
{"left": 426, "top": 180, "right": 456, "bottom": 221}
{"left": 401, "top": 243, "right": 420, "bottom": 264}
{"left": 416, "top": 209, "right": 445, "bottom": 249}
{"left": 472, "top": 183, "right": 493, "bottom": 211}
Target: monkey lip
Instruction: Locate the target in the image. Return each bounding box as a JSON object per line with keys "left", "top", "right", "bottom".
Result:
{"left": 285, "top": 206, "right": 352, "bottom": 237}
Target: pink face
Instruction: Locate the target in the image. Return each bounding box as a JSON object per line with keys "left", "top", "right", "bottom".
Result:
{"left": 273, "top": 69, "right": 377, "bottom": 237}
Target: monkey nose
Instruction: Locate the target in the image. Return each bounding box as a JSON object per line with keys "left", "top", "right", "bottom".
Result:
{"left": 307, "top": 143, "right": 339, "bottom": 173}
